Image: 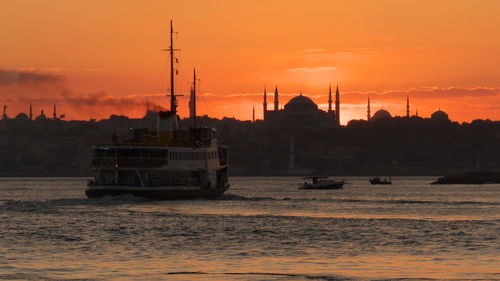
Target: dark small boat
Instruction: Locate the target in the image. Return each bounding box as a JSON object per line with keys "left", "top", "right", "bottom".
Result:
{"left": 299, "top": 176, "right": 345, "bottom": 190}
{"left": 370, "top": 176, "right": 392, "bottom": 185}
{"left": 431, "top": 171, "right": 500, "bottom": 184}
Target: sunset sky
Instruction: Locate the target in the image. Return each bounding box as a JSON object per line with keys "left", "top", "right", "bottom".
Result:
{"left": 1, "top": 0, "right": 500, "bottom": 124}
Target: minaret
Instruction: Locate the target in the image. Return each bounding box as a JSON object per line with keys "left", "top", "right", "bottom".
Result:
{"left": 367, "top": 96, "right": 371, "bottom": 120}
{"left": 415, "top": 109, "right": 419, "bottom": 117}
{"left": 29, "top": 103, "right": 33, "bottom": 120}
{"left": 263, "top": 87, "right": 267, "bottom": 120}
{"left": 2, "top": 105, "right": 7, "bottom": 119}
{"left": 406, "top": 96, "right": 410, "bottom": 118}
{"left": 252, "top": 105, "right": 255, "bottom": 122}
{"left": 53, "top": 104, "right": 57, "bottom": 120}
{"left": 335, "top": 84, "right": 340, "bottom": 125}
{"left": 328, "top": 84, "right": 332, "bottom": 112}
{"left": 274, "top": 86, "right": 279, "bottom": 111}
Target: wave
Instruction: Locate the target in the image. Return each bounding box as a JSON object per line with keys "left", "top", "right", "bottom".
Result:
{"left": 0, "top": 273, "right": 101, "bottom": 281}
{"left": 164, "top": 271, "right": 454, "bottom": 281}
{"left": 165, "top": 271, "right": 351, "bottom": 281}
{"left": 1, "top": 193, "right": 498, "bottom": 215}
{"left": 219, "top": 194, "right": 280, "bottom": 201}
{"left": 0, "top": 195, "right": 146, "bottom": 213}
{"left": 220, "top": 193, "right": 500, "bottom": 206}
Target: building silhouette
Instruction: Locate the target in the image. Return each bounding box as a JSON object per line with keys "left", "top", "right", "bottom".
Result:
{"left": 263, "top": 85, "right": 340, "bottom": 127}
{"left": 366, "top": 96, "right": 450, "bottom": 122}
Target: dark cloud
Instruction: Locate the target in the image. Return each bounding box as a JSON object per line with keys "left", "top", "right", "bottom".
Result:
{"left": 0, "top": 69, "right": 64, "bottom": 86}
{"left": 15, "top": 90, "right": 164, "bottom": 113}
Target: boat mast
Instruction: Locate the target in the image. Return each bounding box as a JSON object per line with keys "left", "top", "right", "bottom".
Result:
{"left": 191, "top": 68, "right": 197, "bottom": 128}
{"left": 169, "top": 20, "right": 176, "bottom": 113}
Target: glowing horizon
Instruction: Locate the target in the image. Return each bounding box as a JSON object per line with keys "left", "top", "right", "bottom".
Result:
{"left": 1, "top": 0, "right": 500, "bottom": 124}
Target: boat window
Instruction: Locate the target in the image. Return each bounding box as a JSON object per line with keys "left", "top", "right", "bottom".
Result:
{"left": 118, "top": 149, "right": 140, "bottom": 157}
{"left": 94, "top": 148, "right": 115, "bottom": 157}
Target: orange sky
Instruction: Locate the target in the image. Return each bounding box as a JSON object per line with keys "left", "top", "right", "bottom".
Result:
{"left": 1, "top": 0, "right": 500, "bottom": 124}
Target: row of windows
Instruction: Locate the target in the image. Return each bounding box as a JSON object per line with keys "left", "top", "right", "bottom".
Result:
{"left": 94, "top": 148, "right": 218, "bottom": 162}
{"left": 169, "top": 151, "right": 218, "bottom": 161}
{"left": 94, "top": 148, "right": 168, "bottom": 158}
{"left": 148, "top": 171, "right": 201, "bottom": 186}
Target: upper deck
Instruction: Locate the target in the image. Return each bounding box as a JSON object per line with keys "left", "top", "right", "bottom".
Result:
{"left": 91, "top": 144, "right": 228, "bottom": 170}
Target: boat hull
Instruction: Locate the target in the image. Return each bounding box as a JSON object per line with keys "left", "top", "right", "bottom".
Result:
{"left": 85, "top": 184, "right": 229, "bottom": 200}
{"left": 431, "top": 172, "right": 500, "bottom": 184}
{"left": 299, "top": 183, "right": 344, "bottom": 190}
{"left": 369, "top": 181, "right": 392, "bottom": 185}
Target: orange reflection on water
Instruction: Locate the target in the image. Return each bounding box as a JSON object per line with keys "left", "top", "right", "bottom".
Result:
{"left": 125, "top": 203, "right": 500, "bottom": 221}
{"left": 27, "top": 254, "right": 496, "bottom": 280}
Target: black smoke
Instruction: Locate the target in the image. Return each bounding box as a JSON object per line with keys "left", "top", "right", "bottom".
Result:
{"left": 0, "top": 69, "right": 64, "bottom": 86}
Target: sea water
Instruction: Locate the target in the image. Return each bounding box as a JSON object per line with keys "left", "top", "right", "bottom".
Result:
{"left": 0, "top": 177, "right": 498, "bottom": 280}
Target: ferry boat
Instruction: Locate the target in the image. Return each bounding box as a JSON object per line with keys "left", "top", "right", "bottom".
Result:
{"left": 86, "top": 21, "right": 229, "bottom": 199}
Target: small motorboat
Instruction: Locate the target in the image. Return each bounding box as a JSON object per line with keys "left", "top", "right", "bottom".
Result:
{"left": 299, "top": 176, "right": 345, "bottom": 190}
{"left": 369, "top": 176, "right": 392, "bottom": 185}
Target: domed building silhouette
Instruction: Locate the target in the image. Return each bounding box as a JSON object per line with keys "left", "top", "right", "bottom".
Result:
{"left": 284, "top": 95, "right": 318, "bottom": 111}
{"left": 35, "top": 110, "right": 47, "bottom": 121}
{"left": 431, "top": 109, "right": 450, "bottom": 122}
{"left": 262, "top": 85, "right": 340, "bottom": 127}
{"left": 371, "top": 109, "right": 392, "bottom": 120}
{"left": 15, "top": 113, "right": 30, "bottom": 120}
{"left": 365, "top": 96, "right": 451, "bottom": 122}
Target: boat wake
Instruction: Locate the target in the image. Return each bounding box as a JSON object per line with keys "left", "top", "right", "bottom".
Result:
{"left": 220, "top": 194, "right": 499, "bottom": 206}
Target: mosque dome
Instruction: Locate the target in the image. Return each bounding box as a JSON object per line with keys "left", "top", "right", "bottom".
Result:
{"left": 15, "top": 113, "right": 29, "bottom": 120}
{"left": 431, "top": 110, "right": 449, "bottom": 121}
{"left": 35, "top": 114, "right": 47, "bottom": 121}
{"left": 284, "top": 94, "right": 318, "bottom": 111}
{"left": 372, "top": 109, "right": 392, "bottom": 120}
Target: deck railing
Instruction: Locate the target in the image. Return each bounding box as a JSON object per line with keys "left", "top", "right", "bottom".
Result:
{"left": 92, "top": 157, "right": 168, "bottom": 168}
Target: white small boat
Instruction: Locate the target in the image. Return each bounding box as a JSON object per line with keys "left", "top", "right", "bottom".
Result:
{"left": 299, "top": 176, "right": 345, "bottom": 190}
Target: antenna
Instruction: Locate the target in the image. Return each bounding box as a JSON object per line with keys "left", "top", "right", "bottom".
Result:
{"left": 162, "top": 20, "right": 180, "bottom": 113}
{"left": 170, "top": 20, "right": 175, "bottom": 113}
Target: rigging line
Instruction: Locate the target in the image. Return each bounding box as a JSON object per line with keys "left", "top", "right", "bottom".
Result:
{"left": 173, "top": 50, "right": 191, "bottom": 93}
{"left": 199, "top": 83, "right": 213, "bottom": 119}
{"left": 177, "top": 67, "right": 191, "bottom": 93}
{"left": 153, "top": 53, "right": 168, "bottom": 107}
{"left": 176, "top": 66, "right": 192, "bottom": 113}
{"left": 195, "top": 80, "right": 207, "bottom": 127}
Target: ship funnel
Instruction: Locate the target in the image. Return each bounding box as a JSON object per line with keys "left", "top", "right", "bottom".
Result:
{"left": 157, "top": 110, "right": 178, "bottom": 143}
